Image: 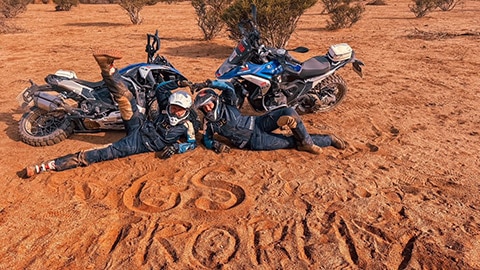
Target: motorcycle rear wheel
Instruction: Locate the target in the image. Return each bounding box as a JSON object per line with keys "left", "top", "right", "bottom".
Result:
{"left": 299, "top": 73, "right": 348, "bottom": 114}
{"left": 18, "top": 107, "right": 74, "bottom": 146}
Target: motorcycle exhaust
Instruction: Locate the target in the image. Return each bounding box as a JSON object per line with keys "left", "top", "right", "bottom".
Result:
{"left": 34, "top": 92, "right": 65, "bottom": 112}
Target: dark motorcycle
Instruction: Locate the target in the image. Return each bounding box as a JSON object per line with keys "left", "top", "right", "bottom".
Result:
{"left": 17, "top": 30, "right": 188, "bottom": 147}
{"left": 215, "top": 5, "right": 364, "bottom": 114}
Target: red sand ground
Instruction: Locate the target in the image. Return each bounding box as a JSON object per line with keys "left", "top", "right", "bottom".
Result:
{"left": 1, "top": 1, "right": 479, "bottom": 268}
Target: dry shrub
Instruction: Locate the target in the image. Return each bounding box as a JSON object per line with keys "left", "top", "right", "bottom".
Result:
{"left": 366, "top": 0, "right": 386, "bottom": 5}
{"left": 435, "top": 0, "right": 464, "bottom": 11}
{"left": 191, "top": 0, "right": 231, "bottom": 40}
{"left": 1, "top": 0, "right": 30, "bottom": 18}
{"left": 118, "top": 0, "right": 162, "bottom": 24}
{"left": 53, "top": 0, "right": 79, "bottom": 11}
{"left": 409, "top": 0, "right": 437, "bottom": 17}
{"left": 326, "top": 2, "right": 365, "bottom": 30}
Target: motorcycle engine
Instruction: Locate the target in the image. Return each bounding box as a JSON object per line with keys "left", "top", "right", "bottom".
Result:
{"left": 280, "top": 79, "right": 306, "bottom": 99}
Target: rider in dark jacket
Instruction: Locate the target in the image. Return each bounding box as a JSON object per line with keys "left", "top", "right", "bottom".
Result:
{"left": 193, "top": 79, "right": 346, "bottom": 154}
{"left": 21, "top": 51, "right": 197, "bottom": 178}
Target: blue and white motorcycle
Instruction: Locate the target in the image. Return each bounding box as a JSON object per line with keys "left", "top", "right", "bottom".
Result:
{"left": 17, "top": 30, "right": 188, "bottom": 146}
{"left": 215, "top": 5, "right": 364, "bottom": 114}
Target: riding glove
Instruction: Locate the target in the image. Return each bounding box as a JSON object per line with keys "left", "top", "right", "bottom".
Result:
{"left": 212, "top": 141, "right": 231, "bottom": 154}
{"left": 159, "top": 145, "right": 176, "bottom": 159}
{"left": 177, "top": 80, "right": 190, "bottom": 87}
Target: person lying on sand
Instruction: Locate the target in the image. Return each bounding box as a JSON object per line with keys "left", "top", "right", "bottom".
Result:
{"left": 20, "top": 51, "right": 198, "bottom": 178}
{"left": 192, "top": 79, "right": 346, "bottom": 154}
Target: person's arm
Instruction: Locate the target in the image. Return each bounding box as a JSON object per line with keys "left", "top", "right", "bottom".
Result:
{"left": 202, "top": 124, "right": 215, "bottom": 150}
{"left": 177, "top": 120, "right": 196, "bottom": 153}
{"left": 158, "top": 120, "right": 196, "bottom": 159}
{"left": 155, "top": 80, "right": 178, "bottom": 110}
{"left": 209, "top": 80, "right": 238, "bottom": 106}
{"left": 155, "top": 80, "right": 189, "bottom": 110}
{"left": 202, "top": 124, "right": 230, "bottom": 154}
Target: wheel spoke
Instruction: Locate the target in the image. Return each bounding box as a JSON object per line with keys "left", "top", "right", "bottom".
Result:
{"left": 29, "top": 112, "right": 67, "bottom": 136}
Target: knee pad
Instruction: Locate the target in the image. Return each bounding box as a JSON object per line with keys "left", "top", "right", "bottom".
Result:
{"left": 116, "top": 95, "right": 134, "bottom": 120}
{"left": 277, "top": 115, "right": 297, "bottom": 129}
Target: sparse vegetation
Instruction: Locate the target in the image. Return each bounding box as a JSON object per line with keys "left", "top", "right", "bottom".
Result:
{"left": 409, "top": 0, "right": 437, "bottom": 17}
{"left": 435, "top": 0, "right": 464, "bottom": 11}
{"left": 222, "top": 0, "right": 317, "bottom": 48}
{"left": 0, "top": 0, "right": 30, "bottom": 18}
{"left": 409, "top": 0, "right": 463, "bottom": 17}
{"left": 325, "top": 0, "right": 365, "bottom": 30}
{"left": 118, "top": 0, "right": 164, "bottom": 24}
{"left": 53, "top": 0, "right": 79, "bottom": 11}
{"left": 191, "top": 0, "right": 231, "bottom": 40}
{"left": 367, "top": 0, "right": 386, "bottom": 5}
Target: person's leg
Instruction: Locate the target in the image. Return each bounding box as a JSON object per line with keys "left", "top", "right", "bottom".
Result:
{"left": 264, "top": 107, "right": 322, "bottom": 154}
{"left": 311, "top": 134, "right": 346, "bottom": 149}
{"left": 249, "top": 128, "right": 296, "bottom": 150}
{"left": 22, "top": 131, "right": 148, "bottom": 177}
{"left": 93, "top": 50, "right": 136, "bottom": 122}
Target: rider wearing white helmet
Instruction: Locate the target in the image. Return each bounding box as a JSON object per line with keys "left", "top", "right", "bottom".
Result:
{"left": 21, "top": 51, "right": 199, "bottom": 178}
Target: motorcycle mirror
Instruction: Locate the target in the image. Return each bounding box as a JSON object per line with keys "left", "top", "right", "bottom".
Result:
{"left": 291, "top": 47, "right": 309, "bottom": 53}
{"left": 146, "top": 29, "right": 160, "bottom": 63}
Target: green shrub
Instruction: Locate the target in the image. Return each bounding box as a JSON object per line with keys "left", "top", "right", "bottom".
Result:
{"left": 222, "top": 0, "right": 317, "bottom": 48}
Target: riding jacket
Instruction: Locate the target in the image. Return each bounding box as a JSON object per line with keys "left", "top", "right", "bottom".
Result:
{"left": 203, "top": 80, "right": 255, "bottom": 149}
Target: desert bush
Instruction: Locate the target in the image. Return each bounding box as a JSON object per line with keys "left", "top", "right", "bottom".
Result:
{"left": 321, "top": 0, "right": 346, "bottom": 13}
{"left": 53, "top": 0, "right": 79, "bottom": 11}
{"left": 326, "top": 1, "right": 364, "bottom": 30}
{"left": 119, "top": 0, "right": 165, "bottom": 24}
{"left": 222, "top": 0, "right": 317, "bottom": 48}
{"left": 435, "top": 0, "right": 463, "bottom": 11}
{"left": 409, "top": 0, "right": 437, "bottom": 17}
{"left": 366, "top": 0, "right": 386, "bottom": 5}
{"left": 0, "top": 0, "right": 30, "bottom": 18}
{"left": 192, "top": 0, "right": 232, "bottom": 40}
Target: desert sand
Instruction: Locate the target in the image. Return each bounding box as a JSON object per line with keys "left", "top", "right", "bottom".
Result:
{"left": 1, "top": 1, "right": 480, "bottom": 269}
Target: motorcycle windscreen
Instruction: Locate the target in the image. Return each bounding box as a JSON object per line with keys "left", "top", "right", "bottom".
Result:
{"left": 215, "top": 38, "right": 253, "bottom": 78}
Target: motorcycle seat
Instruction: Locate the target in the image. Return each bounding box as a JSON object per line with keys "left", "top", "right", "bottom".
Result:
{"left": 73, "top": 79, "right": 105, "bottom": 88}
{"left": 46, "top": 74, "right": 105, "bottom": 89}
{"left": 298, "top": 56, "right": 331, "bottom": 79}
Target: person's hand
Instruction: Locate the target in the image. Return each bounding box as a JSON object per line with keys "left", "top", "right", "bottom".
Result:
{"left": 177, "top": 80, "right": 191, "bottom": 87}
{"left": 212, "top": 141, "right": 231, "bottom": 154}
{"left": 159, "top": 145, "right": 176, "bottom": 159}
{"left": 191, "top": 79, "right": 212, "bottom": 93}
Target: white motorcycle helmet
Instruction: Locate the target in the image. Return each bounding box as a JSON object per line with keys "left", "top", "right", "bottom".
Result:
{"left": 167, "top": 90, "right": 192, "bottom": 126}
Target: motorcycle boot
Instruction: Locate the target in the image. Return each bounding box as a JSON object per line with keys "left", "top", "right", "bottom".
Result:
{"left": 23, "top": 160, "right": 56, "bottom": 178}
{"left": 93, "top": 50, "right": 123, "bottom": 76}
{"left": 330, "top": 134, "right": 346, "bottom": 150}
{"left": 277, "top": 115, "right": 322, "bottom": 155}
{"left": 93, "top": 50, "right": 134, "bottom": 121}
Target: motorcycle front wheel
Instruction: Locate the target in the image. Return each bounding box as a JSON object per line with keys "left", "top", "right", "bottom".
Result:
{"left": 298, "top": 73, "right": 348, "bottom": 114}
{"left": 18, "top": 107, "right": 74, "bottom": 146}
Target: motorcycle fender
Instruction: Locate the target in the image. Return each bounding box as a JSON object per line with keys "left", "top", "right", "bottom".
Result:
{"left": 352, "top": 60, "right": 364, "bottom": 78}
{"left": 241, "top": 75, "right": 271, "bottom": 96}
{"left": 34, "top": 91, "right": 65, "bottom": 112}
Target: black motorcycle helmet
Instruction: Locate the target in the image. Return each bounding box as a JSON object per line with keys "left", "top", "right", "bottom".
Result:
{"left": 194, "top": 89, "right": 221, "bottom": 122}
